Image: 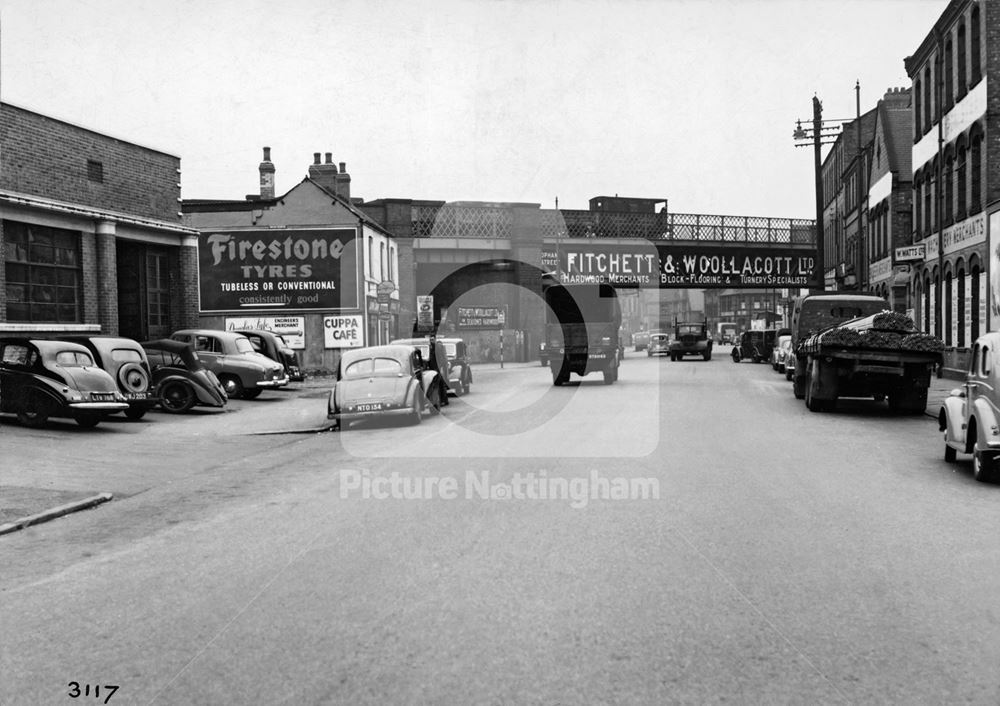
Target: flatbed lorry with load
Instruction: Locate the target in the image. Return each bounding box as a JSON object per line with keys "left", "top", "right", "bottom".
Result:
{"left": 792, "top": 303, "right": 943, "bottom": 413}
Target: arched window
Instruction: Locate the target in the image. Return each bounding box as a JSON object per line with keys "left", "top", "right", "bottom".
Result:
{"left": 971, "top": 260, "right": 981, "bottom": 341}
{"left": 957, "top": 144, "right": 967, "bottom": 219}
{"left": 971, "top": 6, "right": 982, "bottom": 85}
{"left": 923, "top": 65, "right": 932, "bottom": 133}
{"left": 945, "top": 269, "right": 953, "bottom": 347}
{"left": 379, "top": 242, "right": 386, "bottom": 281}
{"left": 957, "top": 21, "right": 967, "bottom": 98}
{"left": 957, "top": 261, "right": 966, "bottom": 348}
{"left": 945, "top": 152, "right": 955, "bottom": 226}
{"left": 926, "top": 160, "right": 936, "bottom": 233}
{"left": 914, "top": 174, "right": 923, "bottom": 237}
{"left": 367, "top": 236, "right": 373, "bottom": 278}
{"left": 971, "top": 129, "right": 983, "bottom": 211}
{"left": 914, "top": 78, "right": 923, "bottom": 136}
{"left": 944, "top": 38, "right": 954, "bottom": 111}
{"left": 924, "top": 274, "right": 932, "bottom": 333}
{"left": 389, "top": 245, "right": 395, "bottom": 282}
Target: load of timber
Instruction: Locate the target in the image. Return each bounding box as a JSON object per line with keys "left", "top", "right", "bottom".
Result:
{"left": 800, "top": 311, "right": 944, "bottom": 356}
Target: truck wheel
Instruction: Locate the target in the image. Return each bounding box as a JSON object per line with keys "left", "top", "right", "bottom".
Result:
{"left": 703, "top": 350, "right": 711, "bottom": 361}
{"left": 973, "top": 442, "right": 999, "bottom": 483}
{"left": 785, "top": 368, "right": 793, "bottom": 381}
{"left": 603, "top": 361, "right": 617, "bottom": 384}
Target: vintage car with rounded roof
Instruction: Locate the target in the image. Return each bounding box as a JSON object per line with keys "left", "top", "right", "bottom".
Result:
{"left": 170, "top": 329, "right": 288, "bottom": 399}
{"left": 327, "top": 344, "right": 444, "bottom": 430}
{"left": 60, "top": 335, "right": 157, "bottom": 420}
{"left": 391, "top": 336, "right": 471, "bottom": 396}
{"left": 0, "top": 337, "right": 128, "bottom": 428}
{"left": 142, "top": 339, "right": 228, "bottom": 413}
{"left": 940, "top": 331, "right": 1000, "bottom": 482}
{"left": 231, "top": 328, "right": 305, "bottom": 382}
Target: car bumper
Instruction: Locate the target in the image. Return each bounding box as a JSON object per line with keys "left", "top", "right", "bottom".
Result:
{"left": 328, "top": 407, "right": 413, "bottom": 422}
{"left": 68, "top": 401, "right": 130, "bottom": 411}
{"left": 256, "top": 375, "right": 290, "bottom": 389}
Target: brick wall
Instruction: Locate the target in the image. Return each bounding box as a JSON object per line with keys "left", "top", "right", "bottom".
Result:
{"left": 0, "top": 103, "right": 182, "bottom": 222}
{"left": 175, "top": 245, "right": 201, "bottom": 330}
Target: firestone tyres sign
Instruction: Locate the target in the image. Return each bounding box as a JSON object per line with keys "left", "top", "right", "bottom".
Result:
{"left": 542, "top": 243, "right": 817, "bottom": 288}
{"left": 199, "top": 228, "right": 358, "bottom": 312}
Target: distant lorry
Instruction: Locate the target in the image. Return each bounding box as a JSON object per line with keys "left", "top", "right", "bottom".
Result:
{"left": 788, "top": 293, "right": 942, "bottom": 413}
{"left": 668, "top": 319, "right": 712, "bottom": 361}
{"left": 544, "top": 282, "right": 621, "bottom": 385}
{"left": 716, "top": 322, "right": 737, "bottom": 344}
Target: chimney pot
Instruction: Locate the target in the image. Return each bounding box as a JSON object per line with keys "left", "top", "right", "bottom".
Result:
{"left": 325, "top": 153, "right": 333, "bottom": 164}
{"left": 263, "top": 146, "right": 271, "bottom": 161}
{"left": 339, "top": 162, "right": 346, "bottom": 172}
{"left": 313, "top": 153, "right": 321, "bottom": 165}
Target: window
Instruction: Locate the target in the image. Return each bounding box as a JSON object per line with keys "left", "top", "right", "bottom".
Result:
{"left": 957, "top": 21, "right": 967, "bottom": 98}
{"left": 945, "top": 156, "right": 954, "bottom": 226}
{"left": 972, "top": 264, "right": 981, "bottom": 340}
{"left": 367, "top": 236, "right": 373, "bottom": 278}
{"left": 982, "top": 345, "right": 991, "bottom": 376}
{"left": 944, "top": 39, "right": 953, "bottom": 111}
{"left": 914, "top": 177, "right": 923, "bottom": 236}
{"left": 971, "top": 6, "right": 981, "bottom": 84}
{"left": 87, "top": 160, "right": 104, "bottom": 183}
{"left": 147, "top": 251, "right": 170, "bottom": 328}
{"left": 957, "top": 266, "right": 966, "bottom": 348}
{"left": 971, "top": 134, "right": 982, "bottom": 210}
{"left": 923, "top": 66, "right": 932, "bottom": 133}
{"left": 111, "top": 348, "right": 143, "bottom": 363}
{"left": 55, "top": 350, "right": 94, "bottom": 366}
{"left": 914, "top": 79, "right": 922, "bottom": 136}
{"left": 957, "top": 146, "right": 967, "bottom": 219}
{"left": 380, "top": 242, "right": 386, "bottom": 281}
{"left": 194, "top": 336, "right": 221, "bottom": 353}
{"left": 389, "top": 245, "right": 395, "bottom": 282}
{"left": 4, "top": 221, "right": 82, "bottom": 323}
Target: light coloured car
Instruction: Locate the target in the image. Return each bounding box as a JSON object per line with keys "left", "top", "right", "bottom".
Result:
{"left": 647, "top": 332, "right": 670, "bottom": 357}
{"left": 772, "top": 334, "right": 792, "bottom": 373}
{"left": 940, "top": 332, "right": 1000, "bottom": 482}
{"left": 170, "top": 329, "right": 288, "bottom": 399}
{"left": 328, "top": 344, "right": 444, "bottom": 430}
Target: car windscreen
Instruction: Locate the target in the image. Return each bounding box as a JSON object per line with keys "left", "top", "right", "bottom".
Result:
{"left": 111, "top": 348, "right": 143, "bottom": 363}
{"left": 343, "top": 357, "right": 403, "bottom": 378}
{"left": 443, "top": 343, "right": 457, "bottom": 357}
{"left": 650, "top": 335, "right": 668, "bottom": 342}
{"left": 55, "top": 350, "right": 94, "bottom": 366}
{"left": 235, "top": 338, "right": 255, "bottom": 354}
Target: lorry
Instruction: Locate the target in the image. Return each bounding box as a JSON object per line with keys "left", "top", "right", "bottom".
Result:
{"left": 668, "top": 319, "right": 712, "bottom": 361}
{"left": 716, "top": 322, "right": 737, "bottom": 344}
{"left": 544, "top": 282, "right": 621, "bottom": 385}
{"left": 789, "top": 295, "right": 943, "bottom": 413}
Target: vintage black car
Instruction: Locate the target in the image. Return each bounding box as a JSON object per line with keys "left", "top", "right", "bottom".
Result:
{"left": 731, "top": 330, "right": 776, "bottom": 363}
{"left": 327, "top": 344, "right": 445, "bottom": 430}
{"left": 142, "top": 339, "right": 228, "bottom": 413}
{"left": 231, "top": 329, "right": 305, "bottom": 382}
{"left": 0, "top": 337, "right": 128, "bottom": 428}
{"left": 391, "top": 336, "right": 469, "bottom": 397}
{"left": 61, "top": 335, "right": 156, "bottom": 419}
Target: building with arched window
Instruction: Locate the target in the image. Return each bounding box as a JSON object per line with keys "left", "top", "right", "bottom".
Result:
{"left": 905, "top": 0, "right": 994, "bottom": 374}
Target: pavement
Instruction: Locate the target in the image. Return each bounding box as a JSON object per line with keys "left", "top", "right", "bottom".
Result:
{"left": 0, "top": 359, "right": 962, "bottom": 535}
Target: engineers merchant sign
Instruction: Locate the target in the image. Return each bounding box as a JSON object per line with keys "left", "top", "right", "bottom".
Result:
{"left": 199, "top": 228, "right": 358, "bottom": 312}
{"left": 542, "top": 243, "right": 817, "bottom": 288}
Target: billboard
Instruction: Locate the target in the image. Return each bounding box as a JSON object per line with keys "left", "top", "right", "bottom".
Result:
{"left": 199, "top": 228, "right": 358, "bottom": 312}
{"left": 542, "top": 242, "right": 817, "bottom": 288}
{"left": 224, "top": 315, "right": 305, "bottom": 349}
{"left": 457, "top": 306, "right": 507, "bottom": 329}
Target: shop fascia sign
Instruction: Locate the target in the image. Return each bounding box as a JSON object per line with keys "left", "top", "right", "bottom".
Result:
{"left": 894, "top": 245, "right": 924, "bottom": 262}
{"left": 923, "top": 212, "right": 987, "bottom": 262}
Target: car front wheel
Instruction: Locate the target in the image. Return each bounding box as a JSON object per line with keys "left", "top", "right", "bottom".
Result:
{"left": 219, "top": 375, "right": 244, "bottom": 399}
{"left": 160, "top": 380, "right": 197, "bottom": 413}
{"left": 973, "top": 442, "right": 999, "bottom": 483}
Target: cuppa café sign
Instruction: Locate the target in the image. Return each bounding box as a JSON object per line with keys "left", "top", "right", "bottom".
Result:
{"left": 199, "top": 228, "right": 358, "bottom": 311}
{"left": 542, "top": 243, "right": 818, "bottom": 288}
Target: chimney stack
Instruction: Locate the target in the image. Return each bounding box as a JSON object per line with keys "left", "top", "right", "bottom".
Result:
{"left": 308, "top": 150, "right": 352, "bottom": 202}
{"left": 258, "top": 146, "right": 275, "bottom": 200}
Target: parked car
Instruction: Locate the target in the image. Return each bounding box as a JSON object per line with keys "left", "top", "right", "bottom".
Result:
{"left": 633, "top": 330, "right": 651, "bottom": 352}
{"left": 731, "top": 330, "right": 774, "bottom": 363}
{"left": 327, "top": 344, "right": 444, "bottom": 430}
{"left": 0, "top": 337, "right": 128, "bottom": 428}
{"left": 647, "top": 332, "right": 670, "bottom": 357}
{"left": 772, "top": 334, "right": 793, "bottom": 373}
{"left": 391, "top": 336, "right": 469, "bottom": 397}
{"left": 170, "top": 329, "right": 288, "bottom": 399}
{"left": 61, "top": 335, "right": 156, "bottom": 420}
{"left": 142, "top": 339, "right": 228, "bottom": 413}
{"left": 231, "top": 329, "right": 305, "bottom": 382}
{"left": 940, "top": 332, "right": 1000, "bottom": 482}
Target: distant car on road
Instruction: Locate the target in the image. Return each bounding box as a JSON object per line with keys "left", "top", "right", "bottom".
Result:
{"left": 669, "top": 321, "right": 712, "bottom": 361}
{"left": 170, "top": 329, "right": 288, "bottom": 399}
{"left": 633, "top": 331, "right": 651, "bottom": 352}
{"left": 61, "top": 335, "right": 156, "bottom": 420}
{"left": 142, "top": 339, "right": 229, "bottom": 413}
{"left": 0, "top": 337, "right": 128, "bottom": 428}
{"left": 232, "top": 329, "right": 305, "bottom": 382}
{"left": 391, "top": 336, "right": 471, "bottom": 397}
{"left": 940, "top": 332, "right": 1000, "bottom": 482}
{"left": 327, "top": 344, "right": 445, "bottom": 430}
{"left": 772, "top": 334, "right": 793, "bottom": 374}
{"left": 647, "top": 332, "right": 670, "bottom": 357}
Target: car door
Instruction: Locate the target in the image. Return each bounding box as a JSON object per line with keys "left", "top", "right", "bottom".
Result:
{"left": 192, "top": 334, "right": 224, "bottom": 376}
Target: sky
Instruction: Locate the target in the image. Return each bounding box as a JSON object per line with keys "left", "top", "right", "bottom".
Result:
{"left": 2, "top": 0, "right": 948, "bottom": 220}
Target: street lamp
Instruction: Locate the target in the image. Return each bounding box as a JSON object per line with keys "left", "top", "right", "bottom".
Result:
{"left": 792, "top": 96, "right": 848, "bottom": 291}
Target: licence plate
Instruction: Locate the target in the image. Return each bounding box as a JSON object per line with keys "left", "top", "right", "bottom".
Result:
{"left": 127, "top": 392, "right": 148, "bottom": 400}
{"left": 91, "top": 393, "right": 115, "bottom": 401}
{"left": 355, "top": 403, "right": 383, "bottom": 412}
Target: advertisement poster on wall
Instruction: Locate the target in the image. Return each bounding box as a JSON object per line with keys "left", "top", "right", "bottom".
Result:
{"left": 323, "top": 315, "right": 364, "bottom": 348}
{"left": 990, "top": 211, "right": 1000, "bottom": 331}
{"left": 199, "top": 228, "right": 358, "bottom": 312}
{"left": 224, "top": 316, "right": 305, "bottom": 349}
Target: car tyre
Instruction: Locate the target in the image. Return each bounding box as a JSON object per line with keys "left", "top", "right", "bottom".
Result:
{"left": 219, "top": 375, "right": 244, "bottom": 399}
{"left": 703, "top": 350, "right": 711, "bottom": 361}
{"left": 124, "top": 406, "right": 147, "bottom": 420}
{"left": 16, "top": 392, "right": 51, "bottom": 428}
{"left": 944, "top": 444, "right": 957, "bottom": 463}
{"left": 973, "top": 441, "right": 999, "bottom": 483}
{"left": 427, "top": 384, "right": 442, "bottom": 415}
{"left": 242, "top": 387, "right": 263, "bottom": 400}
{"left": 409, "top": 394, "right": 423, "bottom": 425}
{"left": 160, "top": 380, "right": 197, "bottom": 413}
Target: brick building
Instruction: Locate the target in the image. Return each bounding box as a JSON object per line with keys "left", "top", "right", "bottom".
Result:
{"left": 182, "top": 150, "right": 400, "bottom": 373}
{"left": 905, "top": 0, "right": 995, "bottom": 373}
{"left": 0, "top": 103, "right": 199, "bottom": 339}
